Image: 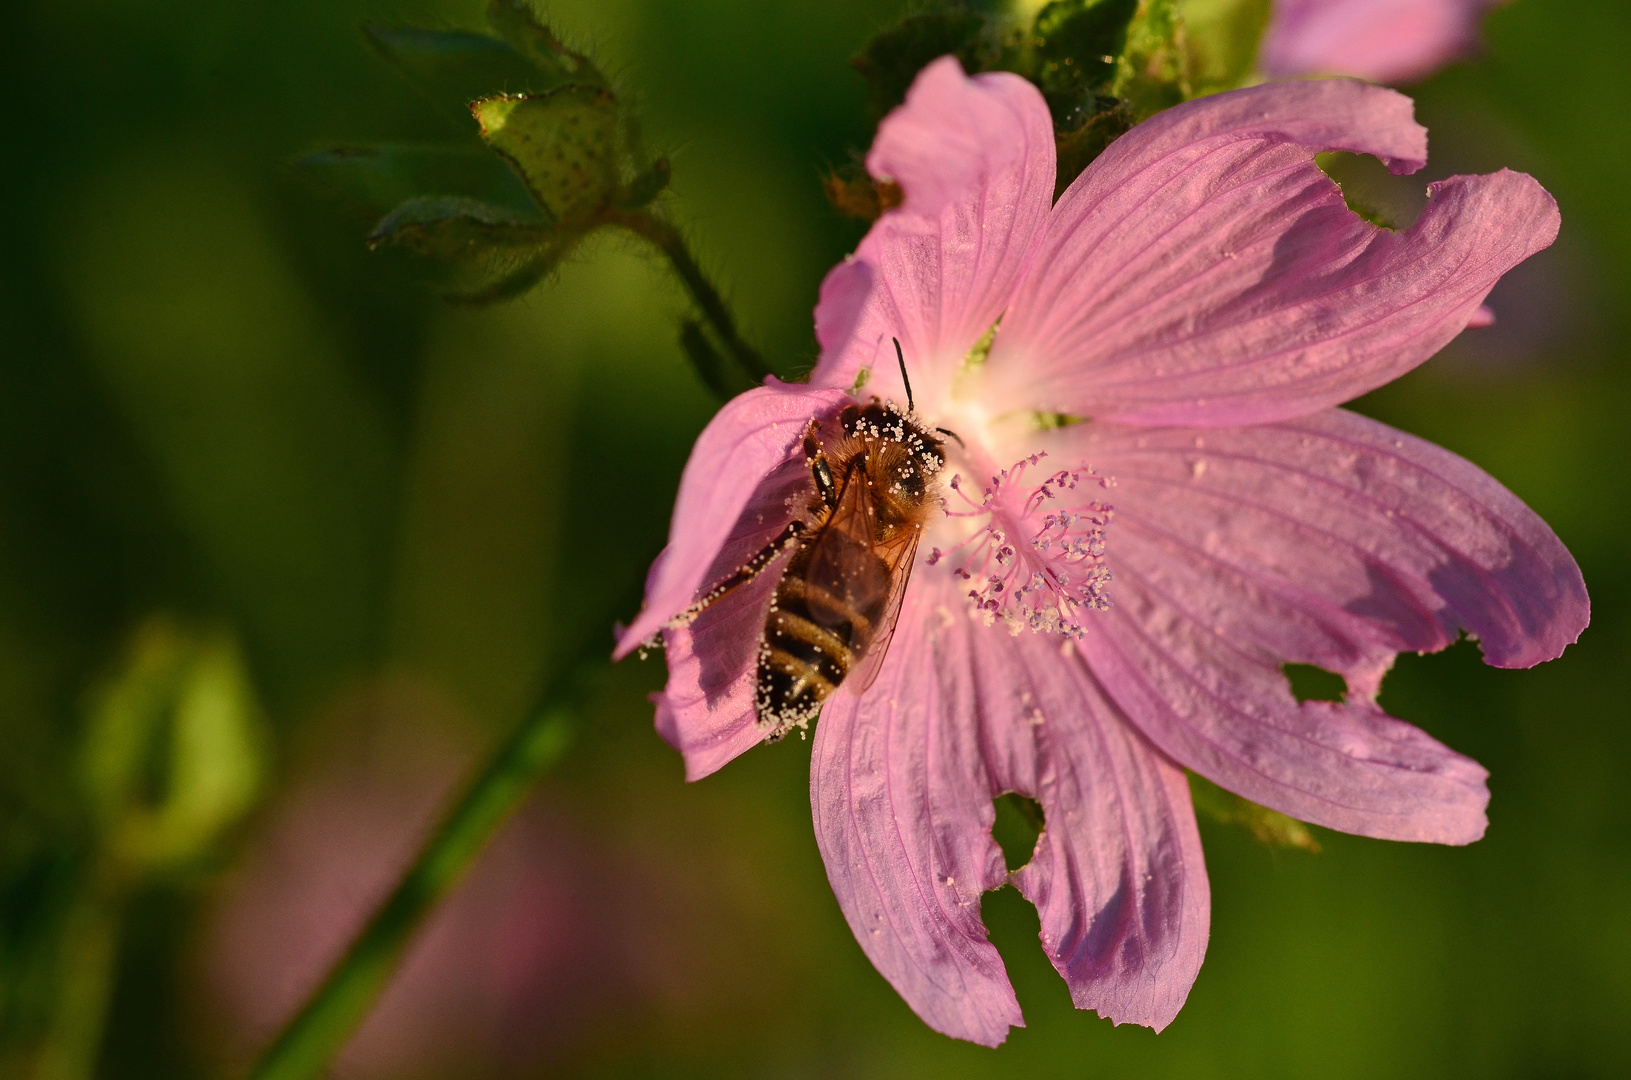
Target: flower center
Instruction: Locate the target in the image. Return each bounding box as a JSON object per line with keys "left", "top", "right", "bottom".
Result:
{"left": 927, "top": 452, "right": 1113, "bottom": 637}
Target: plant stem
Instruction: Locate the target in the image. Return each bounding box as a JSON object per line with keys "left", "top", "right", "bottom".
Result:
{"left": 611, "top": 209, "right": 772, "bottom": 385}
{"left": 243, "top": 658, "right": 599, "bottom": 1080}
{"left": 35, "top": 871, "right": 122, "bottom": 1080}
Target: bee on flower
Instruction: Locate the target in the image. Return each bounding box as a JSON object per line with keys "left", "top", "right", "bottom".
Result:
{"left": 616, "top": 57, "right": 1587, "bottom": 1044}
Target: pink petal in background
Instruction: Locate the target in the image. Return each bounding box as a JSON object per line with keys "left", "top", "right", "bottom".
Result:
{"left": 1262, "top": 0, "right": 1505, "bottom": 85}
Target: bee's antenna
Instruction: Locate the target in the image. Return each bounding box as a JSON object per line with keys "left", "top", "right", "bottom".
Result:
{"left": 892, "top": 337, "right": 915, "bottom": 413}
{"left": 935, "top": 426, "right": 966, "bottom": 449}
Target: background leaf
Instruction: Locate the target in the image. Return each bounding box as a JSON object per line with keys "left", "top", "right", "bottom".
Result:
{"left": 291, "top": 144, "right": 541, "bottom": 220}
{"left": 1177, "top": 0, "right": 1271, "bottom": 93}
{"left": 485, "top": 0, "right": 607, "bottom": 89}
{"left": 1112, "top": 0, "right": 1191, "bottom": 117}
{"left": 1032, "top": 0, "right": 1141, "bottom": 119}
{"left": 361, "top": 25, "right": 563, "bottom": 120}
{"left": 851, "top": 9, "right": 987, "bottom": 116}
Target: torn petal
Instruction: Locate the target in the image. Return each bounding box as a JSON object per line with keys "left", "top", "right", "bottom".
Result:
{"left": 944, "top": 584, "right": 1209, "bottom": 1031}
{"left": 810, "top": 580, "right": 1020, "bottom": 1046}
{"left": 989, "top": 80, "right": 1558, "bottom": 426}
{"left": 1055, "top": 409, "right": 1588, "bottom": 842}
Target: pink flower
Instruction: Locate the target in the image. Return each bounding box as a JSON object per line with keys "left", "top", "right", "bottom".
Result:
{"left": 1261, "top": 0, "right": 1505, "bottom": 84}
{"left": 616, "top": 58, "right": 1586, "bottom": 1045}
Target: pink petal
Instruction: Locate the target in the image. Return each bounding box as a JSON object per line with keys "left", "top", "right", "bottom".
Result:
{"left": 952, "top": 592, "right": 1209, "bottom": 1031}
{"left": 615, "top": 380, "right": 850, "bottom": 658}
{"left": 811, "top": 581, "right": 1020, "bottom": 1046}
{"left": 811, "top": 574, "right": 1210, "bottom": 1042}
{"left": 988, "top": 80, "right": 1558, "bottom": 426}
{"left": 1262, "top": 0, "right": 1500, "bottom": 85}
{"left": 809, "top": 57, "right": 1056, "bottom": 404}
{"left": 1053, "top": 408, "right": 1587, "bottom": 842}
{"left": 1467, "top": 303, "right": 1496, "bottom": 328}
{"left": 653, "top": 543, "right": 787, "bottom": 781}
{"left": 647, "top": 424, "right": 840, "bottom": 780}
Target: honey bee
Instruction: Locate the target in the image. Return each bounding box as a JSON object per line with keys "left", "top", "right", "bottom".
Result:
{"left": 686, "top": 342, "right": 951, "bottom": 741}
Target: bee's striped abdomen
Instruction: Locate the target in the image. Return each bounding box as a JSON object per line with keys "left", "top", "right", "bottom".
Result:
{"left": 756, "top": 537, "right": 889, "bottom": 739}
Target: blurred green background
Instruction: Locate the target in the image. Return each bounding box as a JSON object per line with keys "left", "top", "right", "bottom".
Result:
{"left": 2, "top": 0, "right": 1627, "bottom": 1077}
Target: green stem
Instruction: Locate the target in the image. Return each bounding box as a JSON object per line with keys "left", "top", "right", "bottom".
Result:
{"left": 244, "top": 658, "right": 598, "bottom": 1080}
{"left": 611, "top": 209, "right": 772, "bottom": 385}
{"left": 36, "top": 871, "right": 122, "bottom": 1080}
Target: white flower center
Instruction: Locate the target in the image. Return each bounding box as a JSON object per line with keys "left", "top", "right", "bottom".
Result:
{"left": 926, "top": 452, "right": 1113, "bottom": 637}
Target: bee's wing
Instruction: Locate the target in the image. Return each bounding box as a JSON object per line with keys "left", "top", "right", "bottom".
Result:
{"left": 801, "top": 459, "right": 922, "bottom": 696}
{"left": 799, "top": 459, "right": 879, "bottom": 609}
{"left": 847, "top": 525, "right": 920, "bottom": 694}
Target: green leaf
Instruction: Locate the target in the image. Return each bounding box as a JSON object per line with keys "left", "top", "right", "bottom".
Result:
{"left": 1032, "top": 0, "right": 1141, "bottom": 119}
{"left": 1189, "top": 773, "right": 1322, "bottom": 852}
{"left": 291, "top": 144, "right": 541, "bottom": 220}
{"left": 361, "top": 25, "right": 565, "bottom": 119}
{"left": 1177, "top": 0, "right": 1271, "bottom": 93}
{"left": 1112, "top": 0, "right": 1192, "bottom": 119}
{"left": 472, "top": 88, "right": 621, "bottom": 228}
{"left": 486, "top": 0, "right": 607, "bottom": 89}
{"left": 852, "top": 9, "right": 987, "bottom": 115}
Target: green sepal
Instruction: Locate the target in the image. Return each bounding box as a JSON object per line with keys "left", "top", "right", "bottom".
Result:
{"left": 1177, "top": 0, "right": 1271, "bottom": 94}
{"left": 472, "top": 88, "right": 621, "bottom": 228}
{"left": 1189, "top": 773, "right": 1322, "bottom": 852}
{"left": 1031, "top": 0, "right": 1141, "bottom": 121}
{"left": 291, "top": 144, "right": 540, "bottom": 220}
{"left": 1112, "top": 0, "right": 1192, "bottom": 119}
{"left": 361, "top": 25, "right": 563, "bottom": 120}
{"left": 365, "top": 196, "right": 577, "bottom": 305}
{"left": 442, "top": 250, "right": 568, "bottom": 305}
{"left": 366, "top": 195, "right": 552, "bottom": 257}
{"left": 853, "top": 9, "right": 987, "bottom": 115}
{"left": 485, "top": 0, "right": 607, "bottom": 89}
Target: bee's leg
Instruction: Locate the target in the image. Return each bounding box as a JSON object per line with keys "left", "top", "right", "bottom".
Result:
{"left": 803, "top": 429, "right": 839, "bottom": 509}
{"left": 664, "top": 520, "right": 804, "bottom": 629}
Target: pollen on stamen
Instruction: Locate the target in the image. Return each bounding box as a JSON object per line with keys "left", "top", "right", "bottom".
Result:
{"left": 936, "top": 453, "right": 1113, "bottom": 638}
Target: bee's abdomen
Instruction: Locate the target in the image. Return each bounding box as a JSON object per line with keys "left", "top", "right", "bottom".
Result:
{"left": 757, "top": 581, "right": 853, "bottom": 738}
{"left": 755, "top": 551, "right": 889, "bottom": 739}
